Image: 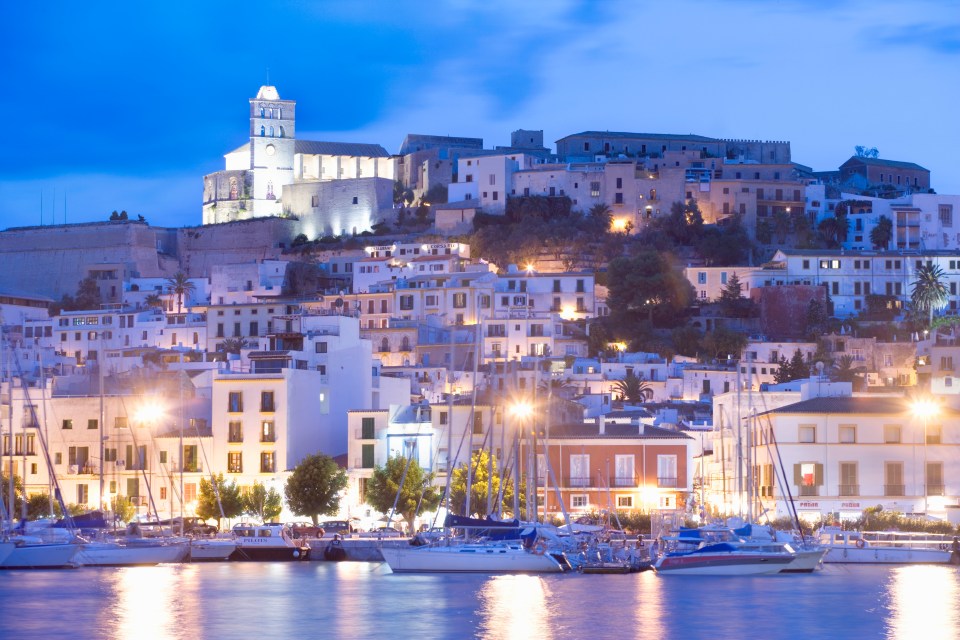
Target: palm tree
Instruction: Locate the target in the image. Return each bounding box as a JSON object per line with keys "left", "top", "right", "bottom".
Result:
{"left": 612, "top": 371, "right": 653, "bottom": 403}
{"left": 144, "top": 293, "right": 163, "bottom": 309}
{"left": 166, "top": 272, "right": 196, "bottom": 315}
{"left": 911, "top": 263, "right": 948, "bottom": 327}
{"left": 831, "top": 354, "right": 866, "bottom": 389}
{"left": 218, "top": 338, "right": 249, "bottom": 355}
{"left": 870, "top": 215, "right": 893, "bottom": 250}
{"left": 588, "top": 203, "right": 612, "bottom": 233}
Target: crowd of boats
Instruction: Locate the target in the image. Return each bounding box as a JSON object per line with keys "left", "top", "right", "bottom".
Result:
{"left": 2, "top": 512, "right": 958, "bottom": 574}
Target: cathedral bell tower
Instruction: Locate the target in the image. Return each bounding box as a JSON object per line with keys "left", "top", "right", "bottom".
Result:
{"left": 249, "top": 86, "right": 296, "bottom": 217}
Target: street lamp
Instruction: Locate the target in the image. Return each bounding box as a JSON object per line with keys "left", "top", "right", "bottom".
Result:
{"left": 911, "top": 398, "right": 940, "bottom": 516}
{"left": 509, "top": 399, "right": 534, "bottom": 519}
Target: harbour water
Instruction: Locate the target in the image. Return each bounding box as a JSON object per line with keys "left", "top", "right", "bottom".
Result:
{"left": 2, "top": 562, "right": 960, "bottom": 639}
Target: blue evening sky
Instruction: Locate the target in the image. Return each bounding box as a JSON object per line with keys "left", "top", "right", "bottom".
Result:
{"left": 1, "top": 0, "right": 957, "bottom": 230}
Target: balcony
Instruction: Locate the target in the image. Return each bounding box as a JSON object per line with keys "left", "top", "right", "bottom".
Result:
{"left": 567, "top": 476, "right": 592, "bottom": 488}
{"left": 228, "top": 435, "right": 243, "bottom": 444}
{"left": 180, "top": 463, "right": 203, "bottom": 473}
{"left": 884, "top": 484, "right": 905, "bottom": 497}
{"left": 926, "top": 483, "right": 945, "bottom": 496}
{"left": 838, "top": 484, "right": 860, "bottom": 496}
{"left": 657, "top": 476, "right": 678, "bottom": 488}
{"left": 798, "top": 485, "right": 819, "bottom": 497}
{"left": 612, "top": 475, "right": 637, "bottom": 488}
{"left": 260, "top": 434, "right": 277, "bottom": 443}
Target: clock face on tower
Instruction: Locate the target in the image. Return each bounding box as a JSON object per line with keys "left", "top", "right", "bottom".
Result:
{"left": 265, "top": 144, "right": 276, "bottom": 156}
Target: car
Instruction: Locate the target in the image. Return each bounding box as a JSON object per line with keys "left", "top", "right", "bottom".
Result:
{"left": 319, "top": 520, "right": 354, "bottom": 536}
{"left": 287, "top": 522, "right": 325, "bottom": 538}
{"left": 372, "top": 526, "right": 404, "bottom": 538}
{"left": 160, "top": 516, "right": 218, "bottom": 536}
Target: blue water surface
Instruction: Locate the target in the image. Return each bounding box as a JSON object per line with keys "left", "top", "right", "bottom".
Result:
{"left": 2, "top": 562, "right": 959, "bottom": 639}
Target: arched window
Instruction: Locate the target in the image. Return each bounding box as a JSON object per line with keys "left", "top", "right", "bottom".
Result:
{"left": 260, "top": 125, "right": 265, "bottom": 137}
{"left": 269, "top": 126, "right": 274, "bottom": 137}
{"left": 650, "top": 188, "right": 657, "bottom": 200}
{"left": 229, "top": 177, "right": 238, "bottom": 200}
{"left": 260, "top": 107, "right": 265, "bottom": 117}
{"left": 401, "top": 337, "right": 411, "bottom": 351}
{"left": 279, "top": 126, "right": 285, "bottom": 138}
{"left": 380, "top": 338, "right": 390, "bottom": 352}
{"left": 278, "top": 108, "right": 282, "bottom": 119}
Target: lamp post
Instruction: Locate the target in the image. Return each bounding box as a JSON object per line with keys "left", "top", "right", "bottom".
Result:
{"left": 509, "top": 399, "right": 532, "bottom": 520}
{"left": 911, "top": 398, "right": 940, "bottom": 517}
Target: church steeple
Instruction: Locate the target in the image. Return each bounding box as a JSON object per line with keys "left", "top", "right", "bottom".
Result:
{"left": 249, "top": 86, "right": 296, "bottom": 216}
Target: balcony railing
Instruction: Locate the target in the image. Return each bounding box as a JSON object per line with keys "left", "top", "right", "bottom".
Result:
{"left": 567, "top": 476, "right": 592, "bottom": 488}
{"left": 798, "top": 485, "right": 819, "bottom": 497}
{"left": 657, "top": 476, "right": 678, "bottom": 488}
{"left": 181, "top": 464, "right": 203, "bottom": 473}
{"left": 884, "top": 484, "right": 905, "bottom": 497}
{"left": 612, "top": 475, "right": 637, "bottom": 488}
{"left": 926, "top": 483, "right": 945, "bottom": 496}
{"left": 838, "top": 484, "right": 860, "bottom": 496}
{"left": 260, "top": 434, "right": 277, "bottom": 443}
{"left": 228, "top": 435, "right": 243, "bottom": 443}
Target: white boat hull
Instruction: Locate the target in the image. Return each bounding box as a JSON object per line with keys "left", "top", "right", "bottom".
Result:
{"left": 75, "top": 540, "right": 189, "bottom": 566}
{"left": 656, "top": 551, "right": 793, "bottom": 575}
{"left": 190, "top": 539, "right": 238, "bottom": 561}
{"left": 822, "top": 546, "right": 951, "bottom": 564}
{"left": 783, "top": 548, "right": 827, "bottom": 572}
{"left": 0, "top": 542, "right": 79, "bottom": 569}
{"left": 381, "top": 544, "right": 566, "bottom": 573}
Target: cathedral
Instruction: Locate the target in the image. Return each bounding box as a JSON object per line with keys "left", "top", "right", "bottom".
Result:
{"left": 202, "top": 86, "right": 397, "bottom": 238}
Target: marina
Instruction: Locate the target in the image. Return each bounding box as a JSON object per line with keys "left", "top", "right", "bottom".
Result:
{"left": 2, "top": 562, "right": 959, "bottom": 639}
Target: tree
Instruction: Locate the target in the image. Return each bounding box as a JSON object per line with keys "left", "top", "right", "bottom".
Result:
{"left": 448, "top": 450, "right": 517, "bottom": 518}
{"left": 870, "top": 215, "right": 893, "bottom": 250}
{"left": 911, "top": 263, "right": 948, "bottom": 327}
{"left": 718, "top": 273, "right": 753, "bottom": 318}
{"left": 366, "top": 454, "right": 440, "bottom": 533}
{"left": 773, "top": 348, "right": 810, "bottom": 383}
{"left": 818, "top": 215, "right": 848, "bottom": 248}
{"left": 72, "top": 276, "right": 101, "bottom": 311}
{"left": 285, "top": 454, "right": 348, "bottom": 525}
{"left": 243, "top": 481, "right": 284, "bottom": 522}
{"left": 755, "top": 219, "right": 772, "bottom": 245}
{"left": 144, "top": 293, "right": 163, "bottom": 309}
{"left": 612, "top": 371, "right": 653, "bottom": 403}
{"left": 831, "top": 354, "right": 865, "bottom": 389}
{"left": 165, "top": 272, "right": 196, "bottom": 315}
{"left": 587, "top": 203, "right": 612, "bottom": 234}
{"left": 855, "top": 145, "right": 880, "bottom": 159}
{"left": 110, "top": 495, "right": 135, "bottom": 523}
{"left": 805, "top": 299, "right": 829, "bottom": 339}
{"left": 605, "top": 252, "right": 694, "bottom": 328}
{"left": 671, "top": 324, "right": 702, "bottom": 358}
{"left": 772, "top": 209, "right": 792, "bottom": 244}
{"left": 197, "top": 473, "right": 244, "bottom": 523}
{"left": 0, "top": 473, "right": 25, "bottom": 516}
{"left": 217, "top": 337, "right": 249, "bottom": 355}
{"left": 699, "top": 327, "right": 748, "bottom": 361}
{"left": 423, "top": 183, "right": 448, "bottom": 205}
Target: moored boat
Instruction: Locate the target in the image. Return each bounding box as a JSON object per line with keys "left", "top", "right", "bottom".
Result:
{"left": 229, "top": 523, "right": 310, "bottom": 561}
{"left": 654, "top": 541, "right": 794, "bottom": 575}
{"left": 0, "top": 538, "right": 78, "bottom": 569}
{"left": 189, "top": 537, "right": 238, "bottom": 562}
{"left": 74, "top": 537, "right": 189, "bottom": 566}
{"left": 816, "top": 526, "right": 952, "bottom": 564}
{"left": 381, "top": 539, "right": 567, "bottom": 573}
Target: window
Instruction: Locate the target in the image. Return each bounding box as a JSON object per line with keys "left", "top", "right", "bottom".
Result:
{"left": 62, "top": 419, "right": 73, "bottom": 430}
{"left": 228, "top": 452, "right": 242, "bottom": 473}
{"left": 590, "top": 182, "right": 600, "bottom": 197}
{"left": 361, "top": 417, "right": 376, "bottom": 439}
{"left": 927, "top": 462, "right": 944, "bottom": 496}
{"left": 311, "top": 195, "right": 319, "bottom": 207}
{"left": 571, "top": 494, "right": 588, "bottom": 509}
{"left": 657, "top": 455, "right": 677, "bottom": 487}
{"left": 473, "top": 412, "right": 484, "bottom": 435}
{"left": 839, "top": 462, "right": 858, "bottom": 496}
{"left": 261, "top": 391, "right": 275, "bottom": 412}
{"left": 616, "top": 496, "right": 633, "bottom": 508}
{"left": 570, "top": 454, "right": 590, "bottom": 487}
{"left": 939, "top": 205, "right": 953, "bottom": 227}
{"left": 228, "top": 421, "right": 243, "bottom": 443}
{"left": 399, "top": 295, "right": 414, "bottom": 311}
{"left": 614, "top": 455, "right": 635, "bottom": 487}
{"left": 452, "top": 293, "right": 467, "bottom": 308}
{"left": 839, "top": 424, "right": 856, "bottom": 444}
{"left": 316, "top": 342, "right": 328, "bottom": 354}
{"left": 698, "top": 272, "right": 707, "bottom": 284}
{"left": 77, "top": 485, "right": 89, "bottom": 505}
{"left": 260, "top": 451, "right": 276, "bottom": 473}
{"left": 798, "top": 425, "right": 816, "bottom": 443}
{"left": 884, "top": 424, "right": 901, "bottom": 443}
{"left": 261, "top": 421, "right": 276, "bottom": 443}
{"left": 926, "top": 424, "right": 942, "bottom": 445}
{"left": 228, "top": 392, "right": 243, "bottom": 413}
{"left": 795, "top": 462, "right": 822, "bottom": 496}
{"left": 884, "top": 461, "right": 904, "bottom": 496}
{"left": 361, "top": 444, "right": 375, "bottom": 468}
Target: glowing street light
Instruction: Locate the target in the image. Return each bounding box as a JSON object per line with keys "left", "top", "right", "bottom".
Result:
{"left": 510, "top": 400, "right": 533, "bottom": 420}
{"left": 911, "top": 397, "right": 941, "bottom": 516}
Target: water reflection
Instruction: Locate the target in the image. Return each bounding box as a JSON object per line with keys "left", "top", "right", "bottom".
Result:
{"left": 478, "top": 575, "right": 552, "bottom": 639}
{"left": 885, "top": 566, "right": 960, "bottom": 640}
{"left": 633, "top": 571, "right": 666, "bottom": 636}
{"left": 106, "top": 564, "right": 198, "bottom": 640}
